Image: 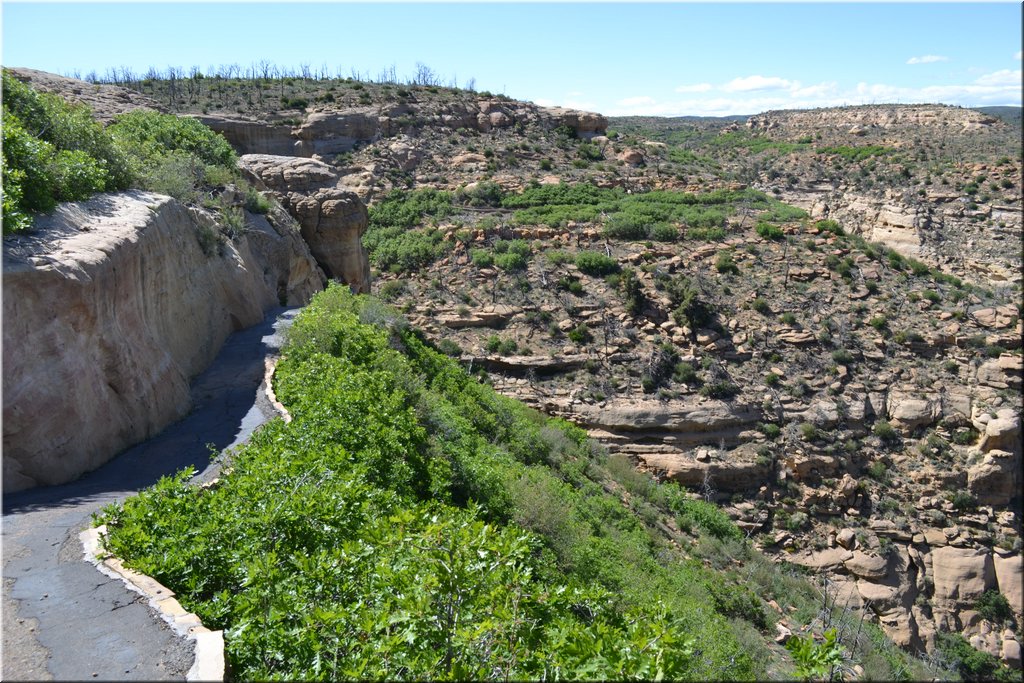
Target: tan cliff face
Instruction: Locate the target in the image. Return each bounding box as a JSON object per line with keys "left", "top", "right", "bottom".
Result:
{"left": 2, "top": 191, "right": 325, "bottom": 492}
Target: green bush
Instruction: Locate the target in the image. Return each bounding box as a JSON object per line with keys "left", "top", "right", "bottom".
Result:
{"left": 649, "top": 222, "right": 679, "bottom": 242}
{"left": 2, "top": 72, "right": 133, "bottom": 233}
{"left": 575, "top": 251, "right": 619, "bottom": 276}
{"left": 700, "top": 381, "right": 740, "bottom": 400}
{"left": 755, "top": 221, "right": 784, "bottom": 239}
{"left": 935, "top": 631, "right": 1013, "bottom": 682}
{"left": 715, "top": 250, "right": 739, "bottom": 274}
{"left": 495, "top": 251, "right": 529, "bottom": 272}
{"left": 815, "top": 219, "right": 844, "bottom": 236}
{"left": 469, "top": 247, "right": 494, "bottom": 268}
{"left": 567, "top": 323, "right": 591, "bottom": 345}
{"left": 100, "top": 285, "right": 766, "bottom": 679}
{"left": 872, "top": 420, "right": 901, "bottom": 448}
{"left": 975, "top": 589, "right": 1013, "bottom": 624}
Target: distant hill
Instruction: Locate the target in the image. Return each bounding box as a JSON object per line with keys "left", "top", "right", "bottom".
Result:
{"left": 976, "top": 105, "right": 1022, "bottom": 126}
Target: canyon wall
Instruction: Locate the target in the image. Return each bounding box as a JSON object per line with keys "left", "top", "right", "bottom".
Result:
{"left": 2, "top": 190, "right": 325, "bottom": 492}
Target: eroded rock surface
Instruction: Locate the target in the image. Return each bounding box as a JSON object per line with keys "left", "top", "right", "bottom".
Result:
{"left": 2, "top": 191, "right": 324, "bottom": 492}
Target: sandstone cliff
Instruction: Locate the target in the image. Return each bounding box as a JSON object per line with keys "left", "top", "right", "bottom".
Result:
{"left": 2, "top": 191, "right": 325, "bottom": 492}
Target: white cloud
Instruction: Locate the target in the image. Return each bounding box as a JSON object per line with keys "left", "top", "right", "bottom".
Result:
{"left": 975, "top": 69, "right": 1022, "bottom": 86}
{"left": 617, "top": 95, "right": 657, "bottom": 107}
{"left": 675, "top": 83, "right": 713, "bottom": 93}
{"left": 907, "top": 55, "right": 949, "bottom": 65}
{"left": 721, "top": 75, "right": 795, "bottom": 92}
{"left": 1015, "top": 50, "right": 1022, "bottom": 60}
{"left": 603, "top": 76, "right": 1021, "bottom": 118}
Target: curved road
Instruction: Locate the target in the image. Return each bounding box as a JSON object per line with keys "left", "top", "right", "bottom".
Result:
{"left": 2, "top": 307, "right": 298, "bottom": 681}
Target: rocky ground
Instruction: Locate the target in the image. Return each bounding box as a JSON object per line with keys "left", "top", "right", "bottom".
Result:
{"left": 13, "top": 69, "right": 1023, "bottom": 671}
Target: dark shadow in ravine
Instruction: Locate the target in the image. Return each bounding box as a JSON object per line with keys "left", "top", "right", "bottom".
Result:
{"left": 2, "top": 306, "right": 299, "bottom": 515}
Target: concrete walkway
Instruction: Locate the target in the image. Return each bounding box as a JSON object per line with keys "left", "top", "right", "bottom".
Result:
{"left": 2, "top": 307, "right": 298, "bottom": 681}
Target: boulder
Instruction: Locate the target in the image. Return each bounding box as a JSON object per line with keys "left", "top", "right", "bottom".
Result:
{"left": 239, "top": 155, "right": 371, "bottom": 291}
{"left": 967, "top": 449, "right": 1020, "bottom": 506}
{"left": 887, "top": 391, "right": 941, "bottom": 432}
{"left": 541, "top": 106, "right": 608, "bottom": 138}
{"left": 978, "top": 408, "right": 1022, "bottom": 455}
{"left": 836, "top": 527, "right": 858, "bottom": 550}
{"left": 844, "top": 551, "right": 889, "bottom": 580}
{"left": 930, "top": 546, "right": 995, "bottom": 604}
{"left": 993, "top": 552, "right": 1023, "bottom": 619}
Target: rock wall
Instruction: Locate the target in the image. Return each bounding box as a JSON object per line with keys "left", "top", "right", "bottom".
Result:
{"left": 2, "top": 190, "right": 326, "bottom": 492}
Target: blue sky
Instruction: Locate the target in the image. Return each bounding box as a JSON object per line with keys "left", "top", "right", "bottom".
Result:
{"left": 2, "top": 2, "right": 1021, "bottom": 116}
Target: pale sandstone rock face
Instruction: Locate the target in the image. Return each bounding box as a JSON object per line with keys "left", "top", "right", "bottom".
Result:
{"left": 2, "top": 191, "right": 324, "bottom": 492}
{"left": 931, "top": 546, "right": 995, "bottom": 604}
{"left": 967, "top": 449, "right": 1020, "bottom": 506}
{"left": 978, "top": 408, "right": 1022, "bottom": 455}
{"left": 192, "top": 115, "right": 298, "bottom": 156}
{"left": 239, "top": 154, "right": 370, "bottom": 292}
{"left": 993, "top": 552, "right": 1023, "bottom": 619}
{"left": 568, "top": 397, "right": 761, "bottom": 434}
{"left": 540, "top": 106, "right": 609, "bottom": 139}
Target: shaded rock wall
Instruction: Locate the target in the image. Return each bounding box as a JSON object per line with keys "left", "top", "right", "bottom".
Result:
{"left": 2, "top": 191, "right": 325, "bottom": 492}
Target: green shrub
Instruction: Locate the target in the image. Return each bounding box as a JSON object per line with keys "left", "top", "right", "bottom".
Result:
{"left": 243, "top": 187, "right": 272, "bottom": 214}
{"left": 618, "top": 268, "right": 646, "bottom": 317}
{"left": 815, "top": 219, "right": 844, "bottom": 236}
{"left": 872, "top": 420, "right": 901, "bottom": 449}
{"left": 951, "top": 491, "right": 977, "bottom": 511}
{"left": 700, "top": 381, "right": 740, "bottom": 399}
{"left": 557, "top": 275, "right": 585, "bottom": 295}
{"left": 761, "top": 423, "right": 781, "bottom": 438}
{"left": 975, "top": 589, "right": 1013, "bottom": 624}
{"left": 470, "top": 248, "right": 494, "bottom": 268}
{"left": 567, "top": 323, "right": 591, "bottom": 345}
{"left": 799, "top": 423, "right": 819, "bottom": 441}
{"left": 2, "top": 72, "right": 133, "bottom": 232}
{"left": 831, "top": 349, "right": 854, "bottom": 365}
{"left": 495, "top": 251, "right": 529, "bottom": 272}
{"left": 650, "top": 222, "right": 679, "bottom": 242}
{"left": 715, "top": 250, "right": 739, "bottom": 274}
{"left": 755, "top": 221, "right": 783, "bottom": 239}
{"left": 603, "top": 212, "right": 649, "bottom": 240}
{"left": 867, "top": 460, "right": 888, "bottom": 481}
{"left": 936, "top": 631, "right": 1011, "bottom": 682}
{"left": 574, "top": 251, "right": 619, "bottom": 276}
{"left": 751, "top": 297, "right": 771, "bottom": 315}
{"left": 435, "top": 338, "right": 462, "bottom": 357}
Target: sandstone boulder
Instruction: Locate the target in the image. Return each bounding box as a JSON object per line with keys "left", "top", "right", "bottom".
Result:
{"left": 993, "top": 552, "right": 1023, "bottom": 619}
{"left": 978, "top": 408, "right": 1022, "bottom": 455}
{"left": 542, "top": 106, "right": 608, "bottom": 139}
{"left": 239, "top": 155, "right": 370, "bottom": 291}
{"left": 967, "top": 449, "right": 1020, "bottom": 506}
{"left": 931, "top": 546, "right": 994, "bottom": 604}
{"left": 845, "top": 551, "right": 889, "bottom": 580}
{"left": 887, "top": 391, "right": 941, "bottom": 432}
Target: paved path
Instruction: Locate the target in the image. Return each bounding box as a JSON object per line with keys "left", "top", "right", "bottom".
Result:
{"left": 2, "top": 307, "right": 298, "bottom": 681}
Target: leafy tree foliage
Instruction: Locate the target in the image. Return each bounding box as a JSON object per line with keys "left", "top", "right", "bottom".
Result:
{"left": 100, "top": 285, "right": 763, "bottom": 680}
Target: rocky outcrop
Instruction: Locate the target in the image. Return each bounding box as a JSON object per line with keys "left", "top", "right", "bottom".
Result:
{"left": 192, "top": 115, "right": 298, "bottom": 156}
{"left": 5, "top": 67, "right": 162, "bottom": 123}
{"left": 239, "top": 154, "right": 370, "bottom": 291}
{"left": 2, "top": 191, "right": 325, "bottom": 492}
{"left": 747, "top": 104, "right": 1000, "bottom": 135}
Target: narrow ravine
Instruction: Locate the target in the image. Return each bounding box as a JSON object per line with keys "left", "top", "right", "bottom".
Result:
{"left": 2, "top": 307, "right": 299, "bottom": 681}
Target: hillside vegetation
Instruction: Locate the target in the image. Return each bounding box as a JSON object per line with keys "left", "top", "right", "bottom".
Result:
{"left": 2, "top": 70, "right": 269, "bottom": 238}
{"left": 98, "top": 286, "right": 932, "bottom": 681}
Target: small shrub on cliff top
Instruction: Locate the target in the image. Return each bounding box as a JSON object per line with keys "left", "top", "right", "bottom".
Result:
{"left": 2, "top": 71, "right": 132, "bottom": 233}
